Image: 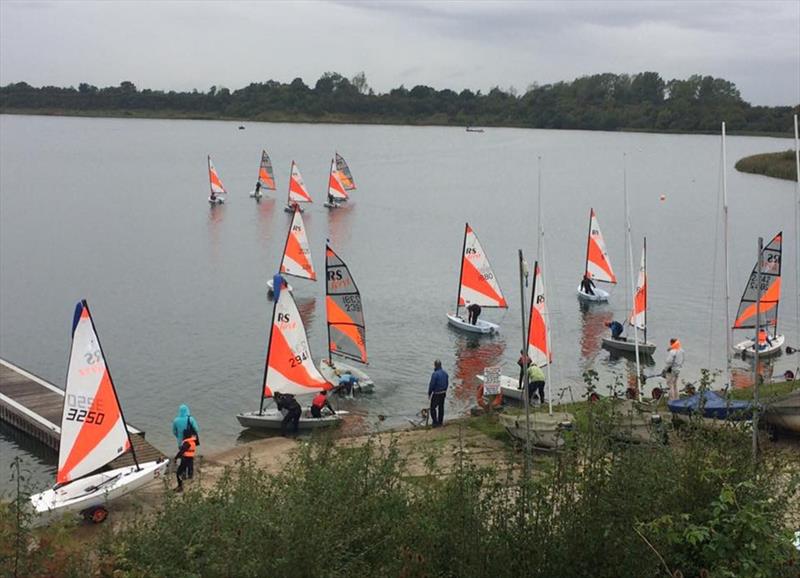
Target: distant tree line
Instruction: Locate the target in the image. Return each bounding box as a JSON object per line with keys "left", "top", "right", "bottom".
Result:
{"left": 1, "top": 71, "right": 796, "bottom": 134}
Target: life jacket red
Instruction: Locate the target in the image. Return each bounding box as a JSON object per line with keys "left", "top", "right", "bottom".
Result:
{"left": 758, "top": 330, "right": 767, "bottom": 345}
{"left": 312, "top": 393, "right": 327, "bottom": 409}
{"left": 182, "top": 436, "right": 197, "bottom": 458}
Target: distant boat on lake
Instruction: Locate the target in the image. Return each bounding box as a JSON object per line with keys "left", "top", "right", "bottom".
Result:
{"left": 465, "top": 126, "right": 484, "bottom": 133}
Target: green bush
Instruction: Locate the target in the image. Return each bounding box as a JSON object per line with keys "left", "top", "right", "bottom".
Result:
{"left": 735, "top": 150, "right": 797, "bottom": 181}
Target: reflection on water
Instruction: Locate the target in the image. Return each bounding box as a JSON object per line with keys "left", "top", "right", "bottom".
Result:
{"left": 451, "top": 334, "right": 507, "bottom": 405}
{"left": 256, "top": 198, "right": 276, "bottom": 245}
{"left": 327, "top": 203, "right": 356, "bottom": 247}
{"left": 579, "top": 303, "right": 613, "bottom": 366}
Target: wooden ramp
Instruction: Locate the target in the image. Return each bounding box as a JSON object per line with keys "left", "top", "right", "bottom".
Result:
{"left": 0, "top": 358, "right": 165, "bottom": 468}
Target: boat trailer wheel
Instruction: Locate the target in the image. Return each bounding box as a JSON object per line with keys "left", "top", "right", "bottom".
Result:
{"left": 83, "top": 505, "right": 109, "bottom": 524}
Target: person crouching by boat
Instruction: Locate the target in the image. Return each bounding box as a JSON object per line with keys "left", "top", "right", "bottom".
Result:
{"left": 311, "top": 390, "right": 335, "bottom": 418}
{"left": 338, "top": 372, "right": 359, "bottom": 397}
{"left": 275, "top": 392, "right": 302, "bottom": 435}
{"left": 467, "top": 303, "right": 482, "bottom": 325}
{"left": 428, "top": 359, "right": 449, "bottom": 427}
{"left": 174, "top": 428, "right": 197, "bottom": 492}
{"left": 661, "top": 338, "right": 685, "bottom": 400}
{"left": 527, "top": 363, "right": 546, "bottom": 404}
{"left": 580, "top": 273, "right": 596, "bottom": 295}
{"left": 605, "top": 320, "right": 625, "bottom": 340}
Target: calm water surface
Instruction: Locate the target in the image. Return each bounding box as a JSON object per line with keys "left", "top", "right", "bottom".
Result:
{"left": 1, "top": 115, "right": 798, "bottom": 490}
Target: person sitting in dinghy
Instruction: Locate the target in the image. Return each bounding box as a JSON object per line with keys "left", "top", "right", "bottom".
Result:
{"left": 580, "top": 273, "right": 596, "bottom": 296}
{"left": 605, "top": 320, "right": 625, "bottom": 341}
{"left": 757, "top": 328, "right": 773, "bottom": 351}
{"left": 255, "top": 181, "right": 262, "bottom": 196}
{"left": 311, "top": 390, "right": 336, "bottom": 418}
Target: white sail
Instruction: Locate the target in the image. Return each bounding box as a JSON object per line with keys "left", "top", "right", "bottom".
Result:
{"left": 458, "top": 223, "right": 507, "bottom": 308}
{"left": 629, "top": 244, "right": 647, "bottom": 330}
{"left": 327, "top": 159, "right": 349, "bottom": 201}
{"left": 527, "top": 262, "right": 551, "bottom": 366}
{"left": 585, "top": 209, "right": 616, "bottom": 283}
{"left": 208, "top": 156, "right": 227, "bottom": 195}
{"left": 57, "top": 301, "right": 130, "bottom": 485}
{"left": 288, "top": 161, "right": 313, "bottom": 203}
{"left": 280, "top": 208, "right": 316, "bottom": 281}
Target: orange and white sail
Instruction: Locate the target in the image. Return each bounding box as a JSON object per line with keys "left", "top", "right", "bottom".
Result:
{"left": 288, "top": 161, "right": 313, "bottom": 204}
{"left": 208, "top": 155, "right": 227, "bottom": 195}
{"left": 457, "top": 223, "right": 507, "bottom": 308}
{"left": 258, "top": 150, "right": 276, "bottom": 190}
{"left": 57, "top": 301, "right": 131, "bottom": 485}
{"left": 527, "top": 262, "right": 551, "bottom": 366}
{"left": 629, "top": 242, "right": 647, "bottom": 330}
{"left": 326, "top": 243, "right": 366, "bottom": 363}
{"left": 328, "top": 159, "right": 349, "bottom": 201}
{"left": 280, "top": 207, "right": 316, "bottom": 281}
{"left": 335, "top": 152, "right": 356, "bottom": 190}
{"left": 733, "top": 231, "right": 782, "bottom": 331}
{"left": 263, "top": 288, "right": 330, "bottom": 398}
{"left": 584, "top": 209, "right": 616, "bottom": 283}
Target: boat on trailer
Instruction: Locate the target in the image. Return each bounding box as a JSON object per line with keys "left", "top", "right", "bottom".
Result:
{"left": 250, "top": 150, "right": 276, "bottom": 199}
{"left": 30, "top": 300, "right": 168, "bottom": 524}
{"left": 446, "top": 223, "right": 507, "bottom": 334}
{"left": 237, "top": 286, "right": 344, "bottom": 431}
{"left": 577, "top": 208, "right": 617, "bottom": 302}
{"left": 317, "top": 243, "right": 374, "bottom": 393}
{"left": 207, "top": 155, "right": 227, "bottom": 204}
{"left": 731, "top": 232, "right": 784, "bottom": 358}
{"left": 267, "top": 206, "right": 316, "bottom": 296}
{"left": 283, "top": 161, "right": 313, "bottom": 213}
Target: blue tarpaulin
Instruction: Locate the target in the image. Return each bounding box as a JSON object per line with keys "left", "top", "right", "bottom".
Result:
{"left": 668, "top": 390, "right": 753, "bottom": 420}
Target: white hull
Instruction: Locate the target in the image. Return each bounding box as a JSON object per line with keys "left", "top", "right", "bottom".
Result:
{"left": 30, "top": 460, "right": 168, "bottom": 524}
{"left": 477, "top": 373, "right": 526, "bottom": 401}
{"left": 208, "top": 197, "right": 225, "bottom": 205}
{"left": 763, "top": 390, "right": 800, "bottom": 433}
{"left": 499, "top": 412, "right": 573, "bottom": 449}
{"left": 446, "top": 314, "right": 499, "bottom": 335}
{"left": 284, "top": 204, "right": 305, "bottom": 213}
{"left": 733, "top": 334, "right": 784, "bottom": 357}
{"left": 267, "top": 279, "right": 294, "bottom": 293}
{"left": 324, "top": 201, "right": 342, "bottom": 209}
{"left": 611, "top": 400, "right": 668, "bottom": 443}
{"left": 576, "top": 284, "right": 610, "bottom": 302}
{"left": 601, "top": 336, "right": 657, "bottom": 355}
{"left": 318, "top": 359, "right": 375, "bottom": 393}
{"left": 236, "top": 409, "right": 347, "bottom": 430}
{"left": 249, "top": 191, "right": 264, "bottom": 199}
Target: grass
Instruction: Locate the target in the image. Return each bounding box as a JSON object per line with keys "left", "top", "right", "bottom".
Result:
{"left": 735, "top": 149, "right": 797, "bottom": 181}
{"left": 729, "top": 379, "right": 799, "bottom": 401}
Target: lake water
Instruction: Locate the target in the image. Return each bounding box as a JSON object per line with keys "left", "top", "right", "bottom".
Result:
{"left": 1, "top": 114, "right": 798, "bottom": 491}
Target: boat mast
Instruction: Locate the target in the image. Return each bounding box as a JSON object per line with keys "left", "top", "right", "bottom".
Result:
{"left": 721, "top": 122, "right": 733, "bottom": 384}
{"left": 84, "top": 300, "right": 140, "bottom": 470}
{"left": 258, "top": 293, "right": 280, "bottom": 415}
{"left": 623, "top": 154, "right": 643, "bottom": 399}
{"left": 536, "top": 157, "right": 554, "bottom": 415}
{"left": 518, "top": 249, "right": 532, "bottom": 470}
{"left": 794, "top": 114, "right": 800, "bottom": 377}
{"left": 207, "top": 155, "right": 213, "bottom": 197}
{"left": 643, "top": 236, "right": 648, "bottom": 346}
{"left": 455, "top": 223, "right": 468, "bottom": 317}
{"left": 584, "top": 209, "right": 593, "bottom": 279}
{"left": 325, "top": 241, "right": 333, "bottom": 365}
{"left": 752, "top": 237, "right": 763, "bottom": 460}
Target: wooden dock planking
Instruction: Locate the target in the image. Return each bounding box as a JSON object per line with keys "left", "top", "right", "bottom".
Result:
{"left": 0, "top": 358, "right": 166, "bottom": 468}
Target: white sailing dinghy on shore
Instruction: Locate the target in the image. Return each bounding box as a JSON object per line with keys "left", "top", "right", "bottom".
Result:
{"left": 577, "top": 209, "right": 617, "bottom": 302}
{"left": 250, "top": 150, "right": 276, "bottom": 199}
{"left": 237, "top": 287, "right": 346, "bottom": 430}
{"left": 335, "top": 152, "right": 357, "bottom": 192}
{"left": 732, "top": 232, "right": 785, "bottom": 357}
{"left": 267, "top": 206, "right": 316, "bottom": 294}
{"left": 207, "top": 155, "right": 227, "bottom": 204}
{"left": 283, "top": 161, "right": 313, "bottom": 213}
{"left": 30, "top": 301, "right": 168, "bottom": 524}
{"left": 324, "top": 159, "right": 349, "bottom": 209}
{"left": 318, "top": 243, "right": 374, "bottom": 392}
{"left": 602, "top": 238, "right": 656, "bottom": 355}
{"left": 447, "top": 223, "right": 508, "bottom": 334}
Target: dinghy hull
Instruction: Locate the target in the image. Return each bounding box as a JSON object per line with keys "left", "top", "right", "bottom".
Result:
{"left": 763, "top": 389, "right": 800, "bottom": 433}
{"left": 601, "top": 337, "right": 656, "bottom": 355}
{"left": 499, "top": 412, "right": 573, "bottom": 449}
{"left": 318, "top": 359, "right": 374, "bottom": 393}
{"left": 733, "top": 334, "right": 784, "bottom": 357}
{"left": 576, "top": 284, "right": 610, "bottom": 302}
{"left": 236, "top": 409, "right": 347, "bottom": 431}
{"left": 446, "top": 314, "right": 499, "bottom": 334}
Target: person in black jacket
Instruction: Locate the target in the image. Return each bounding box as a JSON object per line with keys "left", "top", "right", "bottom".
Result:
{"left": 174, "top": 428, "right": 198, "bottom": 492}
{"left": 275, "top": 392, "right": 302, "bottom": 435}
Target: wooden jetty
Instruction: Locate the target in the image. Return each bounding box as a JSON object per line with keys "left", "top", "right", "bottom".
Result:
{"left": 0, "top": 358, "right": 165, "bottom": 467}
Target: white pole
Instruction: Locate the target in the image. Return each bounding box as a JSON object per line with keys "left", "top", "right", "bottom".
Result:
{"left": 794, "top": 114, "right": 800, "bottom": 377}
{"left": 722, "top": 122, "right": 732, "bottom": 384}
{"left": 623, "top": 154, "right": 643, "bottom": 399}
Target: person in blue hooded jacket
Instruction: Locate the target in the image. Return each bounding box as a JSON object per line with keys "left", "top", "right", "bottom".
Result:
{"left": 172, "top": 404, "right": 200, "bottom": 448}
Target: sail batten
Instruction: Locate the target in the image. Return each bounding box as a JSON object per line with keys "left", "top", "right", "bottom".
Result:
{"left": 325, "top": 244, "right": 367, "bottom": 363}
{"left": 335, "top": 152, "right": 356, "bottom": 190}
{"left": 733, "top": 232, "right": 782, "bottom": 332}
{"left": 258, "top": 150, "right": 276, "bottom": 190}
{"left": 585, "top": 209, "right": 616, "bottom": 283}
{"left": 457, "top": 223, "right": 507, "bottom": 309}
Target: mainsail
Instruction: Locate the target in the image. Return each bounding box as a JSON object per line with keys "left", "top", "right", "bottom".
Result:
{"left": 325, "top": 243, "right": 367, "bottom": 363}
{"left": 457, "top": 223, "right": 508, "bottom": 309}
{"left": 328, "top": 159, "right": 349, "bottom": 201}
{"left": 629, "top": 241, "right": 647, "bottom": 330}
{"left": 585, "top": 208, "right": 616, "bottom": 283}
{"left": 208, "top": 155, "right": 227, "bottom": 195}
{"left": 733, "top": 232, "right": 782, "bottom": 333}
{"left": 57, "top": 301, "right": 132, "bottom": 485}
{"left": 280, "top": 207, "right": 316, "bottom": 281}
{"left": 262, "top": 288, "right": 330, "bottom": 399}
{"left": 258, "top": 150, "right": 276, "bottom": 190}
{"left": 335, "top": 152, "right": 356, "bottom": 190}
{"left": 527, "top": 262, "right": 551, "bottom": 366}
{"left": 288, "top": 161, "right": 313, "bottom": 204}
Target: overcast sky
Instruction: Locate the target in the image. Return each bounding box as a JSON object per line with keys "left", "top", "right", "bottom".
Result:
{"left": 1, "top": 0, "right": 798, "bottom": 106}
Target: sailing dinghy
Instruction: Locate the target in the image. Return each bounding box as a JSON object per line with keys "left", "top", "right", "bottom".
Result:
{"left": 283, "top": 161, "right": 313, "bottom": 213}
{"left": 208, "top": 155, "right": 227, "bottom": 204}
{"left": 250, "top": 150, "right": 276, "bottom": 199}
{"left": 237, "top": 286, "right": 346, "bottom": 430}
{"left": 447, "top": 223, "right": 508, "bottom": 334}
{"left": 324, "top": 159, "right": 349, "bottom": 209}
{"left": 318, "top": 243, "right": 374, "bottom": 393}
{"left": 30, "top": 301, "right": 168, "bottom": 524}
{"left": 732, "top": 232, "right": 784, "bottom": 357}
{"left": 577, "top": 209, "right": 617, "bottom": 302}
{"left": 335, "top": 152, "right": 356, "bottom": 192}
{"left": 267, "top": 206, "right": 316, "bottom": 294}
{"left": 602, "top": 238, "right": 656, "bottom": 355}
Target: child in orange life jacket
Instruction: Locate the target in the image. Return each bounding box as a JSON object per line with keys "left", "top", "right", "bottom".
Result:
{"left": 174, "top": 428, "right": 197, "bottom": 492}
{"left": 311, "top": 390, "right": 336, "bottom": 418}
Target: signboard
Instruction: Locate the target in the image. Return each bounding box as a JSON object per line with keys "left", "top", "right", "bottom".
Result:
{"left": 483, "top": 366, "right": 502, "bottom": 396}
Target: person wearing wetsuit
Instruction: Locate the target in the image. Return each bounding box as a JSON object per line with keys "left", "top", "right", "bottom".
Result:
{"left": 275, "top": 392, "right": 302, "bottom": 435}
